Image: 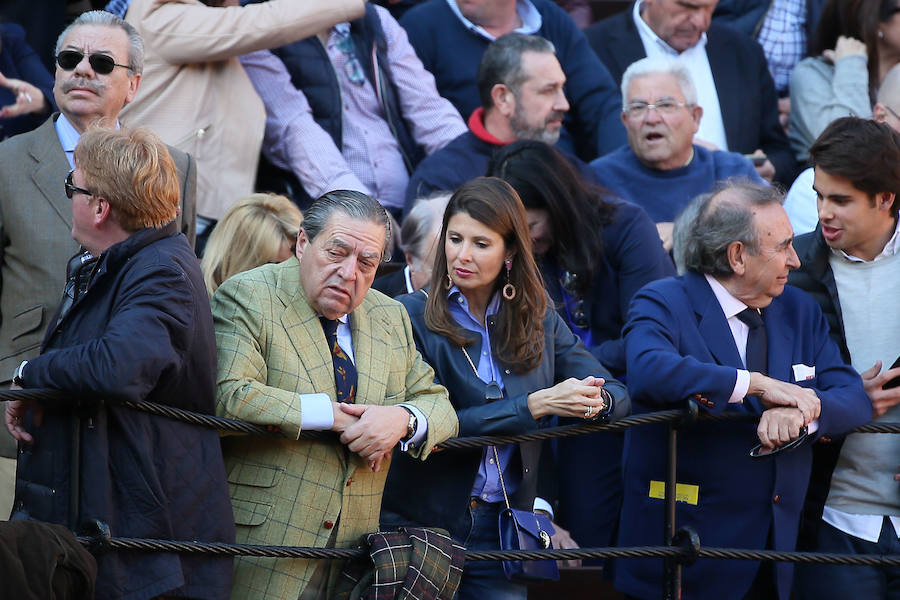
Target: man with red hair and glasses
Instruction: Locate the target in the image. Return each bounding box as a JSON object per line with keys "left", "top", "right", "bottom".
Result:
{"left": 5, "top": 126, "right": 234, "bottom": 600}
{"left": 0, "top": 10, "right": 196, "bottom": 522}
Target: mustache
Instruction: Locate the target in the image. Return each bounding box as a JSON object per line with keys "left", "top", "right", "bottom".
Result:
{"left": 61, "top": 78, "right": 104, "bottom": 94}
{"left": 545, "top": 111, "right": 566, "bottom": 124}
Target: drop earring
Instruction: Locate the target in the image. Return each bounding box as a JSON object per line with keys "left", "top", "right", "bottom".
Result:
{"left": 502, "top": 258, "right": 516, "bottom": 300}
{"left": 446, "top": 272, "right": 453, "bottom": 290}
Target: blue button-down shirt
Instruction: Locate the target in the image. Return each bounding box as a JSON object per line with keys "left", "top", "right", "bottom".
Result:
{"left": 447, "top": 287, "right": 519, "bottom": 503}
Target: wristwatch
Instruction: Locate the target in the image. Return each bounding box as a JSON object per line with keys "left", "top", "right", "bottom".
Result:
{"left": 11, "top": 360, "right": 27, "bottom": 387}
{"left": 400, "top": 406, "right": 417, "bottom": 442}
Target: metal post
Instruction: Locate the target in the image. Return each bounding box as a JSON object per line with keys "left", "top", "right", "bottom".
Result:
{"left": 662, "top": 421, "right": 681, "bottom": 600}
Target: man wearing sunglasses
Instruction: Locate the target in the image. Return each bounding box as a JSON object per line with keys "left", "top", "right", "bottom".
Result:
{"left": 6, "top": 126, "right": 235, "bottom": 600}
{"left": 0, "top": 10, "right": 199, "bottom": 524}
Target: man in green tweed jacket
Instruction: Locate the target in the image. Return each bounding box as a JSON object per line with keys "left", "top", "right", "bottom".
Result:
{"left": 211, "top": 190, "right": 458, "bottom": 599}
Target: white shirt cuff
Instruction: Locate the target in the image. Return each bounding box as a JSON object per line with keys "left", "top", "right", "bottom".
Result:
{"left": 731, "top": 369, "right": 750, "bottom": 403}
{"left": 298, "top": 393, "right": 334, "bottom": 434}
{"left": 397, "top": 403, "right": 428, "bottom": 451}
{"left": 533, "top": 497, "right": 554, "bottom": 518}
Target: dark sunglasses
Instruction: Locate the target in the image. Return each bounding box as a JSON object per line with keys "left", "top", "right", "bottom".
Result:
{"left": 65, "top": 170, "right": 94, "bottom": 200}
{"left": 559, "top": 271, "right": 589, "bottom": 330}
{"left": 56, "top": 50, "right": 130, "bottom": 75}
{"left": 484, "top": 380, "right": 503, "bottom": 403}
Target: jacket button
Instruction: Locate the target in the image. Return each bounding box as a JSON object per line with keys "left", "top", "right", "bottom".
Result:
{"left": 773, "top": 494, "right": 780, "bottom": 504}
{"left": 346, "top": 477, "right": 353, "bottom": 487}
{"left": 323, "top": 520, "right": 334, "bottom": 529}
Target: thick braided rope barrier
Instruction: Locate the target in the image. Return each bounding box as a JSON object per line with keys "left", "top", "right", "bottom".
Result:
{"left": 7, "top": 388, "right": 899, "bottom": 572}
{"left": 69, "top": 535, "right": 900, "bottom": 567}
{"left": 73, "top": 538, "right": 684, "bottom": 561}
{"left": 695, "top": 547, "right": 900, "bottom": 566}
{"left": 2, "top": 388, "right": 898, "bottom": 448}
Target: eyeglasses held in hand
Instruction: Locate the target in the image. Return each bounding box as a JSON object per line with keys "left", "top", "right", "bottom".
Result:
{"left": 624, "top": 99, "right": 689, "bottom": 119}
{"left": 65, "top": 170, "right": 94, "bottom": 200}
{"left": 56, "top": 50, "right": 131, "bottom": 75}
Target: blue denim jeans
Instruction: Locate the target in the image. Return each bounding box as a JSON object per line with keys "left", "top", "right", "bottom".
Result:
{"left": 455, "top": 501, "right": 528, "bottom": 600}
{"left": 794, "top": 517, "right": 900, "bottom": 600}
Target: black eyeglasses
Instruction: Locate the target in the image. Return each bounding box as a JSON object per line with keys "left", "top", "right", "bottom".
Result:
{"left": 65, "top": 170, "right": 94, "bottom": 199}
{"left": 56, "top": 50, "right": 131, "bottom": 75}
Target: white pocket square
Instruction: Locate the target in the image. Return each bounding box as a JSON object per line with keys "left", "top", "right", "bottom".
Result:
{"left": 792, "top": 363, "right": 816, "bottom": 381}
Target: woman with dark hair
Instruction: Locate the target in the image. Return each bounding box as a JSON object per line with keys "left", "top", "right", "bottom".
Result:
{"left": 487, "top": 139, "right": 674, "bottom": 561}
{"left": 381, "top": 176, "right": 629, "bottom": 600}
{"left": 790, "top": 0, "right": 900, "bottom": 161}
{"left": 488, "top": 140, "right": 674, "bottom": 374}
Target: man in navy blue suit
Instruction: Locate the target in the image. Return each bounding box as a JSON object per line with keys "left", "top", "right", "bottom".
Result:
{"left": 618, "top": 182, "right": 871, "bottom": 600}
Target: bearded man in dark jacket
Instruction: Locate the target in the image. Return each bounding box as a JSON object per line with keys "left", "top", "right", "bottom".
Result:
{"left": 4, "top": 127, "right": 234, "bottom": 600}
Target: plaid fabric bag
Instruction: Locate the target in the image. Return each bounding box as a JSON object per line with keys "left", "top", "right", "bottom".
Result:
{"left": 334, "top": 527, "right": 465, "bottom": 600}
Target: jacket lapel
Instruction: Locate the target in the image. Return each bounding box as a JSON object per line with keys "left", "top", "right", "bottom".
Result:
{"left": 613, "top": 8, "right": 648, "bottom": 79}
{"left": 685, "top": 272, "right": 743, "bottom": 369}
{"left": 28, "top": 116, "right": 74, "bottom": 229}
{"left": 351, "top": 296, "right": 391, "bottom": 406}
{"left": 705, "top": 30, "right": 741, "bottom": 151}
{"left": 277, "top": 261, "right": 338, "bottom": 399}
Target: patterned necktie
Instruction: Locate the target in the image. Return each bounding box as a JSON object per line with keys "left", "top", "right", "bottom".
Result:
{"left": 320, "top": 317, "right": 357, "bottom": 403}
{"left": 56, "top": 251, "right": 99, "bottom": 327}
{"left": 737, "top": 308, "right": 768, "bottom": 375}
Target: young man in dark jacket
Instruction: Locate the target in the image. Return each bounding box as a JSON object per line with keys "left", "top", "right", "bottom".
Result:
{"left": 5, "top": 127, "right": 234, "bottom": 600}
{"left": 788, "top": 117, "right": 900, "bottom": 600}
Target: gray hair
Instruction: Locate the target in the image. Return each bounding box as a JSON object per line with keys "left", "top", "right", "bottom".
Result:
{"left": 401, "top": 192, "right": 451, "bottom": 261}
{"left": 679, "top": 181, "right": 785, "bottom": 277}
{"left": 477, "top": 33, "right": 556, "bottom": 109}
{"left": 302, "top": 190, "right": 392, "bottom": 262}
{"left": 620, "top": 56, "right": 697, "bottom": 110}
{"left": 55, "top": 11, "right": 144, "bottom": 75}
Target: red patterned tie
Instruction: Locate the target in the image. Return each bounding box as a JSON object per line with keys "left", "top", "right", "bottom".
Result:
{"left": 320, "top": 317, "right": 357, "bottom": 403}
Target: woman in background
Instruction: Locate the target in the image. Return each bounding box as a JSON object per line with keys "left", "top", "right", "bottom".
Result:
{"left": 201, "top": 193, "right": 302, "bottom": 295}
{"left": 488, "top": 140, "right": 674, "bottom": 565}
{"left": 789, "top": 0, "right": 900, "bottom": 161}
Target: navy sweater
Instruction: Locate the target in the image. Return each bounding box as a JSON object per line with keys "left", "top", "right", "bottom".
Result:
{"left": 399, "top": 0, "right": 625, "bottom": 159}
{"left": 590, "top": 144, "right": 763, "bottom": 222}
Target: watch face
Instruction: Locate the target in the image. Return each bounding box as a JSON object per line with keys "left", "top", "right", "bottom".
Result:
{"left": 405, "top": 410, "right": 417, "bottom": 439}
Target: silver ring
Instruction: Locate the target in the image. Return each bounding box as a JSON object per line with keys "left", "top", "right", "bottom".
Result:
{"left": 584, "top": 406, "right": 592, "bottom": 418}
